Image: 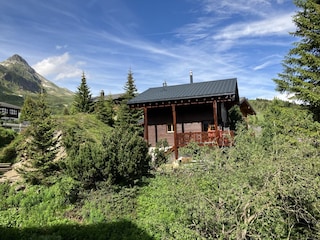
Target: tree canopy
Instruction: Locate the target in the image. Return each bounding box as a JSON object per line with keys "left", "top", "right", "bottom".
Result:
{"left": 274, "top": 0, "right": 320, "bottom": 119}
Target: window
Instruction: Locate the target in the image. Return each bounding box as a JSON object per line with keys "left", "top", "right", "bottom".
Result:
{"left": 9, "top": 109, "right": 18, "bottom": 116}
{"left": 0, "top": 108, "right": 8, "bottom": 115}
{"left": 167, "top": 124, "right": 174, "bottom": 133}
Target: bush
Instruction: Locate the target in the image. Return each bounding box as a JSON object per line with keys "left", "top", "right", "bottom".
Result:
{"left": 64, "top": 141, "right": 104, "bottom": 189}
{"left": 64, "top": 126, "right": 151, "bottom": 188}
{"left": 151, "top": 139, "right": 169, "bottom": 168}
{"left": 101, "top": 127, "right": 151, "bottom": 186}
{"left": 0, "top": 127, "right": 16, "bottom": 149}
{"left": 0, "top": 134, "right": 23, "bottom": 163}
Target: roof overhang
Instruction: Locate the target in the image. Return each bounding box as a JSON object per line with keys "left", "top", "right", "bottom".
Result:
{"left": 129, "top": 94, "right": 238, "bottom": 108}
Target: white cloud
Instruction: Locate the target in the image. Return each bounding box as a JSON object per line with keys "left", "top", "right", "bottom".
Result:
{"left": 213, "top": 13, "right": 295, "bottom": 41}
{"left": 32, "top": 52, "right": 83, "bottom": 80}
{"left": 275, "top": 92, "right": 304, "bottom": 104}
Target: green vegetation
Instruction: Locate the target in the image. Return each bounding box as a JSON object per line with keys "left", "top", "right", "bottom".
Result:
{"left": 0, "top": 127, "right": 16, "bottom": 149}
{"left": 274, "top": 0, "right": 320, "bottom": 119}
{"left": 0, "top": 99, "right": 319, "bottom": 239}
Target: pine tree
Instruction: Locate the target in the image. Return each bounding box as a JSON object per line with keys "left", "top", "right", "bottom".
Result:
{"left": 95, "top": 90, "right": 114, "bottom": 126}
{"left": 116, "top": 70, "right": 142, "bottom": 133}
{"left": 73, "top": 72, "right": 93, "bottom": 113}
{"left": 23, "top": 91, "right": 58, "bottom": 183}
{"left": 274, "top": 0, "right": 320, "bottom": 119}
{"left": 123, "top": 68, "right": 138, "bottom": 100}
{"left": 20, "top": 95, "right": 37, "bottom": 122}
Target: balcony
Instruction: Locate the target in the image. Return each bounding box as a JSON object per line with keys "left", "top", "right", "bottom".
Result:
{"left": 176, "top": 130, "right": 235, "bottom": 147}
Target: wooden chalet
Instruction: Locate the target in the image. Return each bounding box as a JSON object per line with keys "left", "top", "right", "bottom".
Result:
{"left": 128, "top": 77, "right": 248, "bottom": 159}
{"left": 0, "top": 102, "right": 21, "bottom": 120}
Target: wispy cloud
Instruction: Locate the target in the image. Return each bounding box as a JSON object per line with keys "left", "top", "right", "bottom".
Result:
{"left": 202, "top": 0, "right": 271, "bottom": 16}
{"left": 213, "top": 13, "right": 295, "bottom": 41}
{"left": 253, "top": 61, "right": 274, "bottom": 71}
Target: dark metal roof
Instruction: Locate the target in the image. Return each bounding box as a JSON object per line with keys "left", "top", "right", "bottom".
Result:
{"left": 128, "top": 78, "right": 238, "bottom": 105}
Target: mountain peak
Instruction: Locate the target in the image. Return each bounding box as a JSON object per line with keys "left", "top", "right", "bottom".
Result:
{"left": 6, "top": 54, "right": 29, "bottom": 65}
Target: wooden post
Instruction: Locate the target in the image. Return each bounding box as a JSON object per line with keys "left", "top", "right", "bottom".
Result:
{"left": 143, "top": 107, "right": 149, "bottom": 144}
{"left": 172, "top": 104, "right": 178, "bottom": 159}
{"left": 213, "top": 100, "right": 218, "bottom": 136}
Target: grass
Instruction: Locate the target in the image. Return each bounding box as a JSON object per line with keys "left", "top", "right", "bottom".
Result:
{"left": 55, "top": 113, "right": 113, "bottom": 143}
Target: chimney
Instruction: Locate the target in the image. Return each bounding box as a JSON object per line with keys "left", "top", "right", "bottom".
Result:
{"left": 163, "top": 81, "right": 167, "bottom": 90}
{"left": 190, "top": 70, "right": 193, "bottom": 83}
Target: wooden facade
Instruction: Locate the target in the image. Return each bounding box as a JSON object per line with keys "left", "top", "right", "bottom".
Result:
{"left": 128, "top": 78, "right": 243, "bottom": 159}
{"left": 142, "top": 100, "right": 236, "bottom": 158}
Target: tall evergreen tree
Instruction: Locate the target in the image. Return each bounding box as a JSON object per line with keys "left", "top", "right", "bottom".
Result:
{"left": 73, "top": 72, "right": 93, "bottom": 113}
{"left": 95, "top": 90, "right": 114, "bottom": 126}
{"left": 123, "top": 68, "right": 138, "bottom": 100}
{"left": 274, "top": 0, "right": 320, "bottom": 119}
{"left": 23, "top": 91, "right": 58, "bottom": 183}
{"left": 116, "top": 70, "right": 142, "bottom": 133}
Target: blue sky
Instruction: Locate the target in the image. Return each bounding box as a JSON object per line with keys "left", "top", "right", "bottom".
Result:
{"left": 0, "top": 0, "right": 298, "bottom": 99}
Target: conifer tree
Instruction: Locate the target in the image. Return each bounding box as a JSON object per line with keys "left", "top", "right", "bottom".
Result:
{"left": 116, "top": 69, "right": 142, "bottom": 133}
{"left": 20, "top": 95, "right": 37, "bottom": 122}
{"left": 274, "top": 0, "right": 320, "bottom": 119}
{"left": 123, "top": 69, "right": 138, "bottom": 100}
{"left": 95, "top": 90, "right": 114, "bottom": 126}
{"left": 73, "top": 72, "right": 93, "bottom": 113}
{"left": 23, "top": 91, "right": 58, "bottom": 183}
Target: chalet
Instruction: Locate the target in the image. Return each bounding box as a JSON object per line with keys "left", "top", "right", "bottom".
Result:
{"left": 240, "top": 97, "right": 256, "bottom": 117}
{"left": 0, "top": 102, "right": 21, "bottom": 120}
{"left": 128, "top": 76, "right": 256, "bottom": 159}
{"left": 92, "top": 91, "right": 125, "bottom": 105}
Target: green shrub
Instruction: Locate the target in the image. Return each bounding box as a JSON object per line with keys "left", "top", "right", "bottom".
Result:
{"left": 151, "top": 139, "right": 169, "bottom": 168}
{"left": 65, "top": 141, "right": 104, "bottom": 189}
{"left": 101, "top": 127, "right": 151, "bottom": 186}
{"left": 0, "top": 127, "right": 16, "bottom": 148}
{"left": 64, "top": 126, "right": 151, "bottom": 188}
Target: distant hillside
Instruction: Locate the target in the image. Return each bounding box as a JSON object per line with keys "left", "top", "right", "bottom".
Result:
{"left": 0, "top": 54, "right": 74, "bottom": 110}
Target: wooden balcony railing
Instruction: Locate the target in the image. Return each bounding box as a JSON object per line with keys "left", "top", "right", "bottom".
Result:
{"left": 176, "top": 130, "right": 234, "bottom": 147}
